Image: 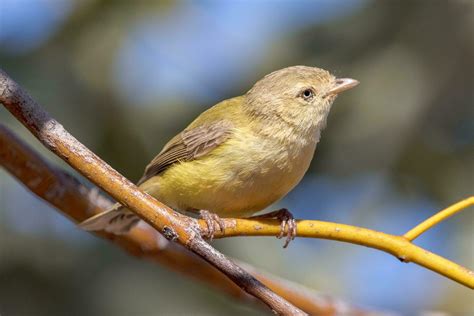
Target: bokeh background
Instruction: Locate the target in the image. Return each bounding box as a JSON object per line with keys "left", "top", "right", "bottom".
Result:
{"left": 1, "top": 0, "right": 473, "bottom": 315}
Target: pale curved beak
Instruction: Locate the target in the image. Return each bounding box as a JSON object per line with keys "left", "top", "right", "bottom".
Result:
{"left": 324, "top": 78, "right": 359, "bottom": 97}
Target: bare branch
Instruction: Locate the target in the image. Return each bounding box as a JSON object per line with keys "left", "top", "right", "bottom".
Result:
{"left": 403, "top": 197, "right": 474, "bottom": 241}
{"left": 205, "top": 216, "right": 474, "bottom": 288}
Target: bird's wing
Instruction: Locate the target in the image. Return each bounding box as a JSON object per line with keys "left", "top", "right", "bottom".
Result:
{"left": 79, "top": 121, "right": 234, "bottom": 234}
{"left": 137, "top": 120, "right": 234, "bottom": 185}
{"left": 79, "top": 97, "right": 242, "bottom": 234}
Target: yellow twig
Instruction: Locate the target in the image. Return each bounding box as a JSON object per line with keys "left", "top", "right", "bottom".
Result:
{"left": 206, "top": 218, "right": 474, "bottom": 289}
{"left": 403, "top": 197, "right": 474, "bottom": 241}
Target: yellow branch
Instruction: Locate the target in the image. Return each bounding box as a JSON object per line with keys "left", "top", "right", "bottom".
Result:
{"left": 205, "top": 216, "right": 474, "bottom": 289}
{"left": 403, "top": 197, "right": 474, "bottom": 241}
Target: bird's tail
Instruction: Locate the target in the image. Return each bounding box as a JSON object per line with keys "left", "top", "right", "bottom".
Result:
{"left": 78, "top": 203, "right": 140, "bottom": 235}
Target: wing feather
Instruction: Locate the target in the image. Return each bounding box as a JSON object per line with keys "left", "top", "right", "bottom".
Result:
{"left": 137, "top": 120, "right": 233, "bottom": 184}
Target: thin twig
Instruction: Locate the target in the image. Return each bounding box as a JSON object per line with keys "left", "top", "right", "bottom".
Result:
{"left": 0, "top": 69, "right": 304, "bottom": 315}
{"left": 0, "top": 124, "right": 379, "bottom": 315}
{"left": 403, "top": 197, "right": 474, "bottom": 241}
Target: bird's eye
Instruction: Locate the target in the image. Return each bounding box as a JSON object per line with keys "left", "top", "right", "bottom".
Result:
{"left": 301, "top": 88, "right": 314, "bottom": 100}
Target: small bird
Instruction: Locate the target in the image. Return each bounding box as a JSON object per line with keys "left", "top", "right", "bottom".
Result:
{"left": 79, "top": 66, "right": 358, "bottom": 247}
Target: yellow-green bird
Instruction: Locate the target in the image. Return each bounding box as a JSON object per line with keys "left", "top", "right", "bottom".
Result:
{"left": 79, "top": 66, "right": 358, "bottom": 247}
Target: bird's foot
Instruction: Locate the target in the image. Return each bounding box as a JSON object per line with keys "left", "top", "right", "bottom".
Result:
{"left": 199, "top": 210, "right": 225, "bottom": 240}
{"left": 248, "top": 208, "right": 296, "bottom": 248}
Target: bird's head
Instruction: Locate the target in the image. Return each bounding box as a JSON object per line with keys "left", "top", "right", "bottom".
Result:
{"left": 245, "top": 66, "right": 358, "bottom": 136}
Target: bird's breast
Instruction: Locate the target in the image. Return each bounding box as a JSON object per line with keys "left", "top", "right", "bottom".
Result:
{"left": 146, "top": 127, "right": 317, "bottom": 217}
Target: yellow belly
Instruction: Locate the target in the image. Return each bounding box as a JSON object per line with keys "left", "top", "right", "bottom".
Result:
{"left": 139, "top": 129, "right": 316, "bottom": 217}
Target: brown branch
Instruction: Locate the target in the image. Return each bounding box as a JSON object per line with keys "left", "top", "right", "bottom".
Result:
{"left": 0, "top": 124, "right": 380, "bottom": 316}
{"left": 0, "top": 69, "right": 304, "bottom": 315}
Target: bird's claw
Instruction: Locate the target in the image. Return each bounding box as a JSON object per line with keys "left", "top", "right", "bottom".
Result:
{"left": 248, "top": 208, "right": 297, "bottom": 248}
{"left": 199, "top": 210, "right": 225, "bottom": 240}
{"left": 274, "top": 208, "right": 297, "bottom": 248}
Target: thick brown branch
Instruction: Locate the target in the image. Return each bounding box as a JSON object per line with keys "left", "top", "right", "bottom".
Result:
{"left": 0, "top": 69, "right": 304, "bottom": 315}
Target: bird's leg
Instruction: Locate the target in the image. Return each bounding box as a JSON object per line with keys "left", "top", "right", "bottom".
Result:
{"left": 247, "top": 208, "right": 296, "bottom": 248}
{"left": 199, "top": 210, "right": 226, "bottom": 240}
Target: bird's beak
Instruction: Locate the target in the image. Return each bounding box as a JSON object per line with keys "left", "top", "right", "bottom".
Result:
{"left": 324, "top": 78, "right": 359, "bottom": 97}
